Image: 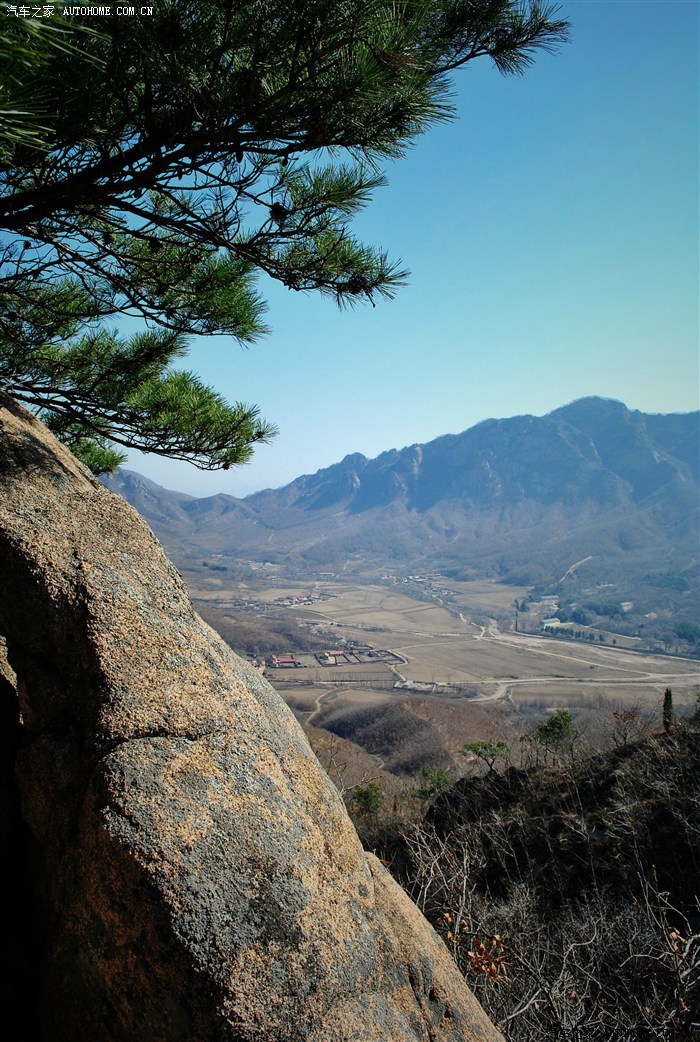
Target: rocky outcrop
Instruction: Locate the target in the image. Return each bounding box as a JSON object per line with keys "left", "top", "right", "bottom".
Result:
{"left": 0, "top": 393, "right": 503, "bottom": 1042}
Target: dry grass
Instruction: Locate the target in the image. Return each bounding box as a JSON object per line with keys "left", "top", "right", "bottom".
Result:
{"left": 441, "top": 579, "right": 530, "bottom": 610}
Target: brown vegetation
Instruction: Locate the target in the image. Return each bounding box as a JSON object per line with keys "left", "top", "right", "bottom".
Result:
{"left": 382, "top": 716, "right": 700, "bottom": 1041}
{"left": 313, "top": 694, "right": 522, "bottom": 777}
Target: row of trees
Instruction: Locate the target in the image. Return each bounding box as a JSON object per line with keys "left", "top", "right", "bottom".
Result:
{"left": 1, "top": 1, "right": 569, "bottom": 471}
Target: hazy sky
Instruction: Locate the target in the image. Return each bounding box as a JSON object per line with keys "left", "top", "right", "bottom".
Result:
{"left": 128, "top": 0, "right": 700, "bottom": 498}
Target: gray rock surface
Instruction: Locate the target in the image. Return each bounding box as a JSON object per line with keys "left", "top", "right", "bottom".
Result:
{"left": 0, "top": 392, "right": 504, "bottom": 1041}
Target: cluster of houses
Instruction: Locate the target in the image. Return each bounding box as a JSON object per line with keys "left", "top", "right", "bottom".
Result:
{"left": 268, "top": 649, "right": 352, "bottom": 668}
{"left": 274, "top": 592, "right": 326, "bottom": 607}
{"left": 314, "top": 649, "right": 351, "bottom": 666}
{"left": 268, "top": 654, "right": 303, "bottom": 669}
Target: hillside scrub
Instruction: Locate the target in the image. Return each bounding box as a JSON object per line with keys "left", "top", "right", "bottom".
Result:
{"left": 384, "top": 718, "right": 700, "bottom": 1040}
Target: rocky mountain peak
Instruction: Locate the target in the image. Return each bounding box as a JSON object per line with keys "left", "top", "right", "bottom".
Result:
{"left": 103, "top": 399, "right": 699, "bottom": 593}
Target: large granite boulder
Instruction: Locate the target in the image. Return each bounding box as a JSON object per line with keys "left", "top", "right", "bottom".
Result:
{"left": 0, "top": 392, "right": 504, "bottom": 1042}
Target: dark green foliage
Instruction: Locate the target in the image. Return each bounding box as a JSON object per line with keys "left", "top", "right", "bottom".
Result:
{"left": 663, "top": 687, "right": 674, "bottom": 734}
{"left": 519, "top": 708, "right": 578, "bottom": 764}
{"left": 0, "top": 11, "right": 105, "bottom": 156}
{"left": 464, "top": 738, "right": 509, "bottom": 772}
{"left": 534, "top": 708, "right": 576, "bottom": 744}
{"left": 0, "top": 2, "right": 569, "bottom": 471}
{"left": 352, "top": 780, "right": 384, "bottom": 815}
{"left": 415, "top": 764, "right": 453, "bottom": 799}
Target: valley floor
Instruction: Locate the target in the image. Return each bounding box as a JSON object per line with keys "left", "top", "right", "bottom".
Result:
{"left": 261, "top": 580, "right": 698, "bottom": 715}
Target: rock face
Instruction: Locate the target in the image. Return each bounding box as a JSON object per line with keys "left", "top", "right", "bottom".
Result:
{"left": 0, "top": 393, "right": 503, "bottom": 1042}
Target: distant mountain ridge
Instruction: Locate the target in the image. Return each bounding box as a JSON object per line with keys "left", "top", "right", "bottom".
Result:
{"left": 105, "top": 397, "right": 699, "bottom": 592}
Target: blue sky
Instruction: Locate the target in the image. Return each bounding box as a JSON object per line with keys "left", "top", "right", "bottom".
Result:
{"left": 129, "top": 0, "right": 700, "bottom": 498}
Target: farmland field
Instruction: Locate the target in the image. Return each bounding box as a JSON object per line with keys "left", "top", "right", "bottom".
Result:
{"left": 186, "top": 574, "right": 698, "bottom": 774}
{"left": 190, "top": 574, "right": 699, "bottom": 720}
{"left": 269, "top": 581, "right": 699, "bottom": 711}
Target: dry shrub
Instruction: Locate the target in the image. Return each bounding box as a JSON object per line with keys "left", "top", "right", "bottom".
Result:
{"left": 398, "top": 722, "right": 700, "bottom": 1040}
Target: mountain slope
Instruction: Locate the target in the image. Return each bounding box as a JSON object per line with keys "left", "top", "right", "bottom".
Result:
{"left": 390, "top": 720, "right": 700, "bottom": 1042}
{"left": 104, "top": 397, "right": 699, "bottom": 592}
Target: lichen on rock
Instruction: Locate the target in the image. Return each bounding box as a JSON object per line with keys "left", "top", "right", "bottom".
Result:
{"left": 0, "top": 393, "right": 504, "bottom": 1042}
